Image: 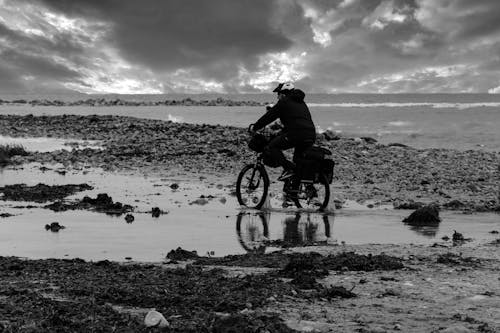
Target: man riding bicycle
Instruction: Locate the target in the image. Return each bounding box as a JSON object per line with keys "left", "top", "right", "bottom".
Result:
{"left": 249, "top": 82, "right": 316, "bottom": 182}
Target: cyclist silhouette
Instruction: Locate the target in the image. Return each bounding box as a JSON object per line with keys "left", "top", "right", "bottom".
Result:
{"left": 250, "top": 82, "right": 316, "bottom": 183}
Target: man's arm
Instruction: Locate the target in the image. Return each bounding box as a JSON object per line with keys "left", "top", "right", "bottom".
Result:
{"left": 253, "top": 101, "right": 282, "bottom": 131}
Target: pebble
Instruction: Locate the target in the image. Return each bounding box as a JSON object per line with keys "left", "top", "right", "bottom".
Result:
{"left": 439, "top": 325, "right": 471, "bottom": 333}
{"left": 144, "top": 310, "right": 169, "bottom": 328}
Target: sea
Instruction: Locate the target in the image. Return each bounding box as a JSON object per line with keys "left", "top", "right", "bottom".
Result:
{"left": 1, "top": 93, "right": 500, "bottom": 152}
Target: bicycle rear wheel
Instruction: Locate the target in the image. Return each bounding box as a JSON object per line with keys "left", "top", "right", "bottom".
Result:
{"left": 292, "top": 173, "right": 330, "bottom": 212}
{"left": 236, "top": 164, "right": 270, "bottom": 209}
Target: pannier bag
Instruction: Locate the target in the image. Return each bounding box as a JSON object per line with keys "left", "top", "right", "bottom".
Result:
{"left": 297, "top": 146, "right": 335, "bottom": 184}
{"left": 296, "top": 158, "right": 318, "bottom": 181}
{"left": 303, "top": 146, "right": 332, "bottom": 160}
{"left": 248, "top": 134, "right": 268, "bottom": 153}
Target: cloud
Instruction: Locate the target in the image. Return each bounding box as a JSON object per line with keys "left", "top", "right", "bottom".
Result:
{"left": 416, "top": 0, "right": 500, "bottom": 40}
{"left": 37, "top": 0, "right": 293, "bottom": 75}
{"left": 1, "top": 0, "right": 500, "bottom": 93}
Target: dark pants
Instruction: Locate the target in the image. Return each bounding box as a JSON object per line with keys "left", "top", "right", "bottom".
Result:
{"left": 265, "top": 134, "right": 314, "bottom": 171}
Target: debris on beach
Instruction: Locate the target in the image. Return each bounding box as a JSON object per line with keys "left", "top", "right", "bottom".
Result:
{"left": 290, "top": 273, "right": 320, "bottom": 290}
{"left": 436, "top": 253, "right": 481, "bottom": 267}
{"left": 0, "top": 183, "right": 93, "bottom": 203}
{"left": 195, "top": 251, "right": 404, "bottom": 274}
{"left": 45, "top": 222, "right": 65, "bottom": 232}
{"left": 0, "top": 256, "right": 294, "bottom": 332}
{"left": 124, "top": 214, "right": 134, "bottom": 223}
{"left": 0, "top": 212, "right": 13, "bottom": 218}
{"left": 45, "top": 193, "right": 133, "bottom": 215}
{"left": 451, "top": 230, "right": 473, "bottom": 245}
{"left": 0, "top": 144, "right": 29, "bottom": 166}
{"left": 166, "top": 247, "right": 199, "bottom": 261}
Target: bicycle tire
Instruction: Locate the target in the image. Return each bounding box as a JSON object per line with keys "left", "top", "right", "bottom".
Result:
{"left": 293, "top": 173, "right": 330, "bottom": 212}
{"left": 236, "top": 164, "right": 270, "bottom": 209}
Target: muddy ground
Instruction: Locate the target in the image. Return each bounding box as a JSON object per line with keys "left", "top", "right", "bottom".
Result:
{"left": 1, "top": 114, "right": 499, "bottom": 212}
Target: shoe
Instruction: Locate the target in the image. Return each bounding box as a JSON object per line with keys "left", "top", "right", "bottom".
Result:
{"left": 278, "top": 169, "right": 295, "bottom": 181}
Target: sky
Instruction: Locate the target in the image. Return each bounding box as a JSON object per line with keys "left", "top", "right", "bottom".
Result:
{"left": 1, "top": 0, "right": 500, "bottom": 94}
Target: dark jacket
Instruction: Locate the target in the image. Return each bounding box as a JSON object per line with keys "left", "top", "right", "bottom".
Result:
{"left": 253, "top": 89, "right": 316, "bottom": 142}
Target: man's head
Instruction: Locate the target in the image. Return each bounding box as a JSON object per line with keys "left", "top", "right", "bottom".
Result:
{"left": 272, "top": 82, "right": 294, "bottom": 99}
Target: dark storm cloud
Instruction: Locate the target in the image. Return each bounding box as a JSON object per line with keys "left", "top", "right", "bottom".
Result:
{"left": 0, "top": 20, "right": 86, "bottom": 92}
{"left": 37, "top": 0, "right": 294, "bottom": 78}
{"left": 416, "top": 0, "right": 500, "bottom": 42}
{"left": 1, "top": 49, "right": 81, "bottom": 80}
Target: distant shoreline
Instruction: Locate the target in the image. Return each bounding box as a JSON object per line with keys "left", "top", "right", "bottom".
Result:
{"left": 0, "top": 98, "right": 268, "bottom": 107}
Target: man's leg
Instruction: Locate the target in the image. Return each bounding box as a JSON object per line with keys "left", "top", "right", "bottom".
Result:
{"left": 265, "top": 134, "right": 295, "bottom": 171}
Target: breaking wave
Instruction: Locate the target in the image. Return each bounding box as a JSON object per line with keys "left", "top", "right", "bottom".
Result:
{"left": 167, "top": 114, "right": 184, "bottom": 123}
{"left": 308, "top": 102, "right": 500, "bottom": 109}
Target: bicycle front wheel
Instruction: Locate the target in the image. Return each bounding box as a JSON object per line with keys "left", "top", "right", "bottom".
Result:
{"left": 236, "top": 164, "right": 270, "bottom": 209}
{"left": 293, "top": 173, "right": 330, "bottom": 212}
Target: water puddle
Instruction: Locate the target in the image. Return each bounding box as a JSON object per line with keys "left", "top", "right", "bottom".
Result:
{"left": 0, "top": 164, "right": 498, "bottom": 262}
{"left": 0, "top": 135, "right": 102, "bottom": 152}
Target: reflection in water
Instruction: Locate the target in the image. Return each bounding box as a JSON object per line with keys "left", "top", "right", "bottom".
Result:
{"left": 402, "top": 219, "right": 440, "bottom": 237}
{"left": 236, "top": 211, "right": 333, "bottom": 253}
{"left": 236, "top": 212, "right": 269, "bottom": 253}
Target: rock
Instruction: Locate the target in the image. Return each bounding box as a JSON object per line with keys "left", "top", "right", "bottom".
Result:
{"left": 144, "top": 310, "right": 169, "bottom": 328}
{"left": 170, "top": 183, "right": 179, "bottom": 190}
{"left": 361, "top": 136, "right": 378, "bottom": 144}
{"left": 452, "top": 230, "right": 465, "bottom": 242}
{"left": 0, "top": 183, "right": 93, "bottom": 203}
{"left": 322, "top": 129, "right": 341, "bottom": 141}
{"left": 124, "top": 214, "right": 134, "bottom": 223}
{"left": 403, "top": 205, "right": 441, "bottom": 225}
{"left": 190, "top": 198, "right": 209, "bottom": 205}
{"left": 166, "top": 247, "right": 199, "bottom": 261}
{"left": 45, "top": 222, "right": 65, "bottom": 232}
{"left": 151, "top": 207, "right": 161, "bottom": 218}
{"left": 387, "top": 143, "right": 409, "bottom": 148}
{"left": 323, "top": 285, "right": 357, "bottom": 299}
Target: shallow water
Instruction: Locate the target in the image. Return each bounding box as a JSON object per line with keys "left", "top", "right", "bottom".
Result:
{"left": 0, "top": 164, "right": 498, "bottom": 262}
{"left": 1, "top": 104, "right": 500, "bottom": 151}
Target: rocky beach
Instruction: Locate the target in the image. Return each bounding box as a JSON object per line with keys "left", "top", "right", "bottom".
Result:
{"left": 0, "top": 112, "right": 499, "bottom": 332}
{"left": 1, "top": 114, "right": 498, "bottom": 211}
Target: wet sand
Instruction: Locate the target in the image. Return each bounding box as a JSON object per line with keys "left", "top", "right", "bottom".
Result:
{"left": 0, "top": 114, "right": 499, "bottom": 332}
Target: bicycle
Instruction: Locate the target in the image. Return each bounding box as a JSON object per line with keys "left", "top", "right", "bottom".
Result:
{"left": 236, "top": 130, "right": 334, "bottom": 212}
